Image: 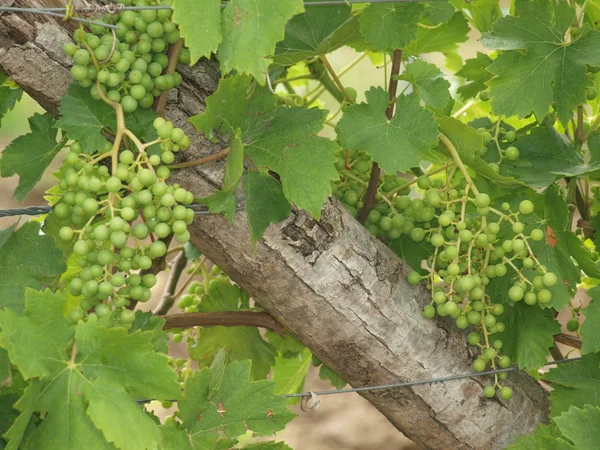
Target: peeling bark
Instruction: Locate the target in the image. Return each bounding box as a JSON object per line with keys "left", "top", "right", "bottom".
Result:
{"left": 0, "top": 4, "right": 549, "bottom": 449}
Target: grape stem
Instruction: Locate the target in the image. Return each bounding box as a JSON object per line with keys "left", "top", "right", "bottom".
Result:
{"left": 439, "top": 132, "right": 480, "bottom": 196}
{"left": 153, "top": 251, "right": 188, "bottom": 315}
{"left": 358, "top": 49, "right": 403, "bottom": 223}
{"left": 172, "top": 256, "right": 206, "bottom": 300}
{"left": 153, "top": 38, "right": 184, "bottom": 117}
{"left": 168, "top": 147, "right": 230, "bottom": 169}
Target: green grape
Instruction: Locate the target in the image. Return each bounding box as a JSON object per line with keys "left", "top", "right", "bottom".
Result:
{"left": 499, "top": 387, "right": 513, "bottom": 400}
{"left": 467, "top": 332, "right": 481, "bottom": 345}
{"left": 508, "top": 286, "right": 524, "bottom": 302}
{"left": 472, "top": 359, "right": 486, "bottom": 372}
{"left": 68, "top": 308, "right": 85, "bottom": 324}
{"left": 407, "top": 272, "right": 421, "bottom": 285}
{"left": 483, "top": 386, "right": 496, "bottom": 398}
{"left": 467, "top": 311, "right": 481, "bottom": 325}
{"left": 567, "top": 319, "right": 580, "bottom": 332}
{"left": 505, "top": 146, "right": 520, "bottom": 160}
{"left": 524, "top": 292, "right": 537, "bottom": 305}
{"left": 505, "top": 131, "right": 517, "bottom": 142}
{"left": 519, "top": 200, "right": 534, "bottom": 215}
{"left": 121, "top": 95, "right": 138, "bottom": 113}
{"left": 537, "top": 289, "right": 552, "bottom": 304}
{"left": 474, "top": 193, "right": 490, "bottom": 208}
{"left": 530, "top": 228, "right": 544, "bottom": 241}
{"left": 59, "top": 226, "right": 74, "bottom": 241}
{"left": 542, "top": 272, "right": 558, "bottom": 287}
{"left": 422, "top": 305, "right": 436, "bottom": 319}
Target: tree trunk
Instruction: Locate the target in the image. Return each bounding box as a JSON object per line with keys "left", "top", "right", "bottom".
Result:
{"left": 0, "top": 3, "right": 550, "bottom": 449}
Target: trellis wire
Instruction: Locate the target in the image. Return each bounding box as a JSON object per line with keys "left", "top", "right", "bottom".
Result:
{"left": 134, "top": 356, "right": 583, "bottom": 406}
{"left": 0, "top": 200, "right": 246, "bottom": 218}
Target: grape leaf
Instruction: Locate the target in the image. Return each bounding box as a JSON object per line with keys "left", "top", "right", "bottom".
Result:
{"left": 272, "top": 348, "right": 311, "bottom": 403}
{"left": 273, "top": 0, "right": 358, "bottom": 66}
{"left": 130, "top": 311, "right": 169, "bottom": 354}
{"left": 437, "top": 117, "right": 523, "bottom": 190}
{"left": 172, "top": 0, "right": 222, "bottom": 65}
{"left": 336, "top": 88, "right": 439, "bottom": 173}
{"left": 265, "top": 330, "right": 305, "bottom": 355}
{"left": 190, "top": 327, "right": 277, "bottom": 381}
{"left": 580, "top": 295, "right": 600, "bottom": 354}
{"left": 0, "top": 113, "right": 65, "bottom": 201}
{"left": 389, "top": 235, "right": 434, "bottom": 275}
{"left": 405, "top": 12, "right": 469, "bottom": 55}
{"left": 508, "top": 424, "right": 575, "bottom": 450}
{"left": 423, "top": 0, "right": 455, "bottom": 26}
{"left": 499, "top": 124, "right": 598, "bottom": 184}
{"left": 196, "top": 188, "right": 239, "bottom": 221}
{"left": 0, "top": 348, "right": 9, "bottom": 385}
{"left": 218, "top": 0, "right": 304, "bottom": 81}
{"left": 192, "top": 76, "right": 338, "bottom": 218}
{"left": 0, "top": 222, "right": 65, "bottom": 313}
{"left": 543, "top": 352, "right": 600, "bottom": 417}
{"left": 172, "top": 360, "right": 295, "bottom": 446}
{"left": 243, "top": 170, "right": 291, "bottom": 243}
{"left": 554, "top": 405, "right": 600, "bottom": 450}
{"left": 495, "top": 302, "right": 560, "bottom": 369}
{"left": 0, "top": 290, "right": 179, "bottom": 450}
{"left": 456, "top": 52, "right": 493, "bottom": 100}
{"left": 481, "top": 0, "right": 600, "bottom": 123}
{"left": 224, "top": 130, "right": 245, "bottom": 190}
{"left": 0, "top": 75, "right": 22, "bottom": 124}
{"left": 318, "top": 364, "right": 346, "bottom": 389}
{"left": 450, "top": 0, "right": 501, "bottom": 33}
{"left": 396, "top": 60, "right": 451, "bottom": 109}
{"left": 359, "top": 2, "right": 425, "bottom": 52}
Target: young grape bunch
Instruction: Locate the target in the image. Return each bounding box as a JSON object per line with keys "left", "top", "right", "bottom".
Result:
{"left": 332, "top": 151, "right": 555, "bottom": 400}
{"left": 55, "top": 118, "right": 194, "bottom": 327}
{"left": 63, "top": 0, "right": 190, "bottom": 113}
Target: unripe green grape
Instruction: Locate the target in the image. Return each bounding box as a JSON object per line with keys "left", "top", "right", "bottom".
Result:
{"left": 74, "top": 240, "right": 91, "bottom": 256}
{"left": 68, "top": 308, "right": 85, "bottom": 324}
{"left": 483, "top": 347, "right": 497, "bottom": 360}
{"left": 96, "top": 249, "right": 113, "bottom": 265}
{"left": 530, "top": 228, "right": 544, "bottom": 241}
{"left": 121, "top": 95, "right": 138, "bottom": 113}
{"left": 139, "top": 255, "right": 152, "bottom": 270}
{"left": 483, "top": 386, "right": 496, "bottom": 398}
{"left": 130, "top": 84, "right": 147, "bottom": 100}
{"left": 505, "top": 131, "right": 517, "bottom": 142}
{"left": 458, "top": 229, "right": 473, "bottom": 242}
{"left": 142, "top": 273, "right": 157, "bottom": 288}
{"left": 70, "top": 64, "right": 89, "bottom": 81}
{"left": 84, "top": 279, "right": 99, "bottom": 296}
{"left": 519, "top": 200, "right": 534, "bottom": 215}
{"left": 542, "top": 272, "right": 558, "bottom": 287}
{"left": 567, "top": 319, "right": 580, "bottom": 332}
{"left": 472, "top": 359, "right": 486, "bottom": 372}
{"left": 69, "top": 278, "right": 84, "bottom": 295}
{"left": 524, "top": 292, "right": 537, "bottom": 305}
{"left": 587, "top": 86, "right": 598, "bottom": 101}
{"left": 407, "top": 271, "right": 421, "bottom": 285}
{"left": 410, "top": 227, "right": 425, "bottom": 242}
{"left": 512, "top": 239, "right": 525, "bottom": 252}
{"left": 111, "top": 273, "right": 126, "bottom": 287}
{"left": 483, "top": 314, "right": 496, "bottom": 328}
{"left": 120, "top": 309, "right": 136, "bottom": 324}
{"left": 495, "top": 264, "right": 507, "bottom": 277}
{"left": 110, "top": 231, "right": 128, "bottom": 248}
{"left": 154, "top": 222, "right": 171, "bottom": 238}
{"left": 468, "top": 311, "right": 481, "bottom": 325}
{"left": 447, "top": 263, "right": 460, "bottom": 276}
{"left": 496, "top": 322, "right": 506, "bottom": 333}
{"left": 130, "top": 285, "right": 145, "bottom": 300}
{"left": 454, "top": 315, "right": 468, "bottom": 329}
{"left": 522, "top": 257, "right": 534, "bottom": 269}
{"left": 499, "top": 387, "right": 513, "bottom": 400}
{"left": 474, "top": 193, "right": 490, "bottom": 208}
{"left": 537, "top": 289, "right": 552, "bottom": 304}
{"left": 59, "top": 226, "right": 74, "bottom": 241}
{"left": 455, "top": 221, "right": 466, "bottom": 231}
{"left": 430, "top": 234, "right": 444, "bottom": 247}
{"left": 121, "top": 207, "right": 136, "bottom": 221}
{"left": 467, "top": 332, "right": 481, "bottom": 345}
{"left": 505, "top": 146, "right": 520, "bottom": 160}
{"left": 90, "top": 265, "right": 103, "bottom": 278}
{"left": 508, "top": 285, "right": 524, "bottom": 301}
{"left": 98, "top": 281, "right": 114, "bottom": 297}
{"left": 422, "top": 305, "right": 436, "bottom": 319}
{"left": 133, "top": 223, "right": 149, "bottom": 239}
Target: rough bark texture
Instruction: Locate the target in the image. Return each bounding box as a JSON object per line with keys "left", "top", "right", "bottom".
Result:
{"left": 0, "top": 3, "right": 550, "bottom": 449}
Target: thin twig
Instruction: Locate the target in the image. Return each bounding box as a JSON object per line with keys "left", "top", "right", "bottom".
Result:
{"left": 169, "top": 147, "right": 230, "bottom": 169}
{"left": 554, "top": 332, "right": 582, "bottom": 349}
{"left": 153, "top": 38, "right": 184, "bottom": 116}
{"left": 357, "top": 49, "right": 403, "bottom": 223}
{"left": 161, "top": 311, "right": 285, "bottom": 334}
{"left": 153, "top": 251, "right": 188, "bottom": 315}
{"left": 319, "top": 55, "right": 354, "bottom": 103}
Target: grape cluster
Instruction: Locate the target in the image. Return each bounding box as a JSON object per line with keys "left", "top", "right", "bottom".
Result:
{"left": 56, "top": 118, "right": 194, "bottom": 326}
{"left": 63, "top": 0, "right": 189, "bottom": 113}
{"left": 333, "top": 150, "right": 560, "bottom": 400}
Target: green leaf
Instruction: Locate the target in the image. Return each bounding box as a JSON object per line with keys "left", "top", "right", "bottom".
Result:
{"left": 130, "top": 311, "right": 169, "bottom": 354}
{"left": 0, "top": 113, "right": 65, "bottom": 201}
{"left": 174, "top": 360, "right": 295, "bottom": 445}
{"left": 218, "top": 0, "right": 304, "bottom": 81}
{"left": 456, "top": 52, "right": 493, "bottom": 100}
{"left": 423, "top": 0, "right": 455, "bottom": 26}
{"left": 243, "top": 170, "right": 291, "bottom": 243}
{"left": 192, "top": 75, "right": 340, "bottom": 219}
{"left": 451, "top": 0, "right": 501, "bottom": 33}
{"left": 273, "top": 0, "right": 358, "bottom": 66}
{"left": 0, "top": 222, "right": 65, "bottom": 313}
{"left": 336, "top": 88, "right": 439, "bottom": 173}
{"left": 183, "top": 242, "right": 202, "bottom": 260}
{"left": 0, "top": 291, "right": 179, "bottom": 450}
{"left": 0, "top": 76, "right": 22, "bottom": 124}
{"left": 437, "top": 117, "right": 523, "bottom": 190}
{"left": 196, "top": 188, "right": 239, "bottom": 222}
{"left": 272, "top": 348, "right": 311, "bottom": 403}
{"left": 389, "top": 235, "right": 434, "bottom": 275}
{"left": 554, "top": 405, "right": 600, "bottom": 450}
{"left": 397, "top": 60, "right": 451, "bottom": 109}
{"left": 190, "top": 327, "right": 277, "bottom": 380}
{"left": 495, "top": 302, "right": 560, "bottom": 369}
{"left": 265, "top": 330, "right": 305, "bottom": 354}
{"left": 224, "top": 129, "right": 245, "bottom": 190}
{"left": 580, "top": 295, "right": 600, "bottom": 354}
{"left": 507, "top": 424, "right": 575, "bottom": 450}
{"left": 173, "top": 0, "right": 222, "bottom": 64}
{"left": 55, "top": 84, "right": 115, "bottom": 153}
{"left": 359, "top": 2, "right": 425, "bottom": 52}
{"left": 405, "top": 12, "right": 469, "bottom": 55}
{"left": 319, "top": 364, "right": 346, "bottom": 389}
{"left": 544, "top": 352, "right": 600, "bottom": 417}
{"left": 481, "top": 0, "right": 600, "bottom": 123}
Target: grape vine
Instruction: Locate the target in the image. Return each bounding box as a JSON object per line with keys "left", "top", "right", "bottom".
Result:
{"left": 2, "top": 0, "right": 600, "bottom": 449}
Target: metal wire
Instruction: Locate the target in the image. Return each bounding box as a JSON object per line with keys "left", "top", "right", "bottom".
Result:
{"left": 0, "top": 199, "right": 246, "bottom": 218}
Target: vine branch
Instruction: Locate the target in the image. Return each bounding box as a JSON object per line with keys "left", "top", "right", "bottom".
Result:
{"left": 153, "top": 38, "right": 184, "bottom": 117}
{"left": 169, "top": 147, "right": 230, "bottom": 169}
{"left": 153, "top": 251, "right": 188, "bottom": 315}
{"left": 161, "top": 311, "right": 285, "bottom": 334}
{"left": 358, "top": 49, "right": 403, "bottom": 223}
